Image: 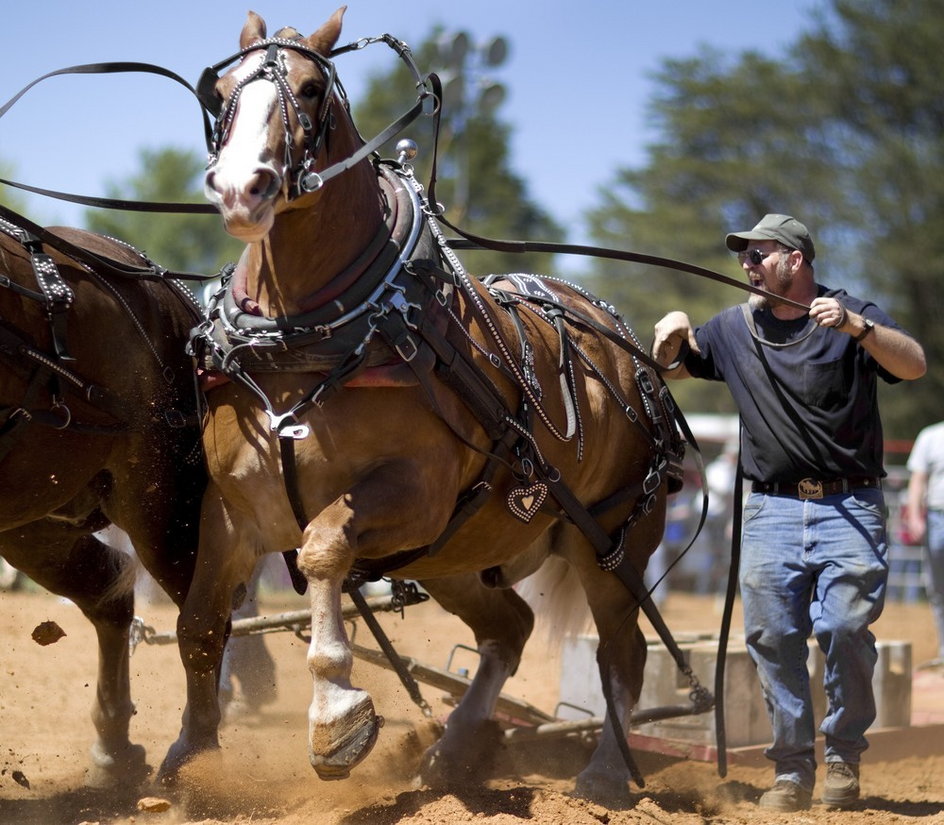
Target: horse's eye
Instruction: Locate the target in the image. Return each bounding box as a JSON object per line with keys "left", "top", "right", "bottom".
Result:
{"left": 300, "top": 82, "right": 320, "bottom": 100}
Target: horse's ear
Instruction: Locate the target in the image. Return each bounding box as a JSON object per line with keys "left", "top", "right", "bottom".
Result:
{"left": 307, "top": 6, "right": 346, "bottom": 55}
{"left": 239, "top": 11, "right": 267, "bottom": 49}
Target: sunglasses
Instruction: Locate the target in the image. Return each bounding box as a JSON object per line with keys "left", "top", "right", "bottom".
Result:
{"left": 737, "top": 248, "right": 780, "bottom": 265}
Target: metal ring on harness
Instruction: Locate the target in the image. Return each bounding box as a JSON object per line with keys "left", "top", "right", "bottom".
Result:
{"left": 50, "top": 400, "right": 71, "bottom": 430}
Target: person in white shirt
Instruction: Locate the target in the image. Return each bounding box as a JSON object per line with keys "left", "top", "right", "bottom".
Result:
{"left": 904, "top": 421, "right": 944, "bottom": 667}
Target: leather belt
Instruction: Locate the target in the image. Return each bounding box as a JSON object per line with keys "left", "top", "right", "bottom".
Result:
{"left": 751, "top": 476, "right": 880, "bottom": 500}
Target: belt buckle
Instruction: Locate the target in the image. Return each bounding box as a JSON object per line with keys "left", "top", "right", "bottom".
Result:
{"left": 797, "top": 478, "right": 824, "bottom": 500}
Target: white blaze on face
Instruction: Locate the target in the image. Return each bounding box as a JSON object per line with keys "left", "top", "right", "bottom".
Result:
{"left": 205, "top": 53, "right": 285, "bottom": 233}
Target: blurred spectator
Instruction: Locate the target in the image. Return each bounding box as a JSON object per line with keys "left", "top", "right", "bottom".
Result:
{"left": 905, "top": 422, "right": 944, "bottom": 668}
{"left": 701, "top": 440, "right": 740, "bottom": 595}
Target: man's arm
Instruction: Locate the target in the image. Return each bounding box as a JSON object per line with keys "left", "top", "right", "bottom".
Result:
{"left": 809, "top": 298, "right": 927, "bottom": 380}
{"left": 905, "top": 468, "right": 929, "bottom": 543}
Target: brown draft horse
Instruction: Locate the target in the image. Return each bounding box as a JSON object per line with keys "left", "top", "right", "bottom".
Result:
{"left": 177, "top": 8, "right": 683, "bottom": 806}
{"left": 0, "top": 212, "right": 205, "bottom": 786}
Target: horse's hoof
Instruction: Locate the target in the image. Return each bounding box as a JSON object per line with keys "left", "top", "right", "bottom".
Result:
{"left": 419, "top": 719, "right": 502, "bottom": 788}
{"left": 310, "top": 714, "right": 383, "bottom": 780}
{"left": 85, "top": 742, "right": 150, "bottom": 789}
{"left": 573, "top": 772, "right": 634, "bottom": 809}
{"left": 156, "top": 739, "right": 220, "bottom": 787}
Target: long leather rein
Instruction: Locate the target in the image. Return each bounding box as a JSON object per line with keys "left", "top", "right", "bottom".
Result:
{"left": 0, "top": 43, "right": 808, "bottom": 313}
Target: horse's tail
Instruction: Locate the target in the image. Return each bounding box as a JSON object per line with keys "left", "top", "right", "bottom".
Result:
{"left": 515, "top": 554, "right": 593, "bottom": 642}
{"left": 94, "top": 525, "right": 143, "bottom": 606}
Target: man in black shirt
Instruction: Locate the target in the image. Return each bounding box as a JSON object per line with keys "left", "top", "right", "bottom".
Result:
{"left": 652, "top": 214, "right": 925, "bottom": 812}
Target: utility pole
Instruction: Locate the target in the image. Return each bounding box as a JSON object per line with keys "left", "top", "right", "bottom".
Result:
{"left": 435, "top": 31, "right": 509, "bottom": 220}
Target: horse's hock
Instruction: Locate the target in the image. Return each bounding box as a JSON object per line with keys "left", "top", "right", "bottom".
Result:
{"left": 558, "top": 634, "right": 912, "bottom": 749}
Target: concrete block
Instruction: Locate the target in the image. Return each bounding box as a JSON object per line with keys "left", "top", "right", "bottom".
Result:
{"left": 808, "top": 638, "right": 912, "bottom": 729}
{"left": 558, "top": 635, "right": 912, "bottom": 748}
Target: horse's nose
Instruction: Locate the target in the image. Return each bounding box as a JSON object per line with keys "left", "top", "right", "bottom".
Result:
{"left": 245, "top": 166, "right": 281, "bottom": 200}
{"left": 205, "top": 164, "right": 281, "bottom": 208}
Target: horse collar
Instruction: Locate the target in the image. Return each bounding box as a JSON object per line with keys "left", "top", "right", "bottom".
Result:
{"left": 191, "top": 163, "right": 436, "bottom": 381}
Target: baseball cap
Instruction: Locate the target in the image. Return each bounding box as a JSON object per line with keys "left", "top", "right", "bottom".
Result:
{"left": 725, "top": 213, "right": 815, "bottom": 262}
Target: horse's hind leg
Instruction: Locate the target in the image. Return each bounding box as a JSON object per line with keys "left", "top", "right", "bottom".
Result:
{"left": 553, "top": 516, "right": 664, "bottom": 808}
{"left": 416, "top": 572, "right": 534, "bottom": 786}
{"left": 0, "top": 519, "right": 149, "bottom": 788}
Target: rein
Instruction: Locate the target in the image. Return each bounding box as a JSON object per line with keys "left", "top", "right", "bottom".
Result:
{"left": 0, "top": 44, "right": 809, "bottom": 313}
{"left": 0, "top": 60, "right": 216, "bottom": 215}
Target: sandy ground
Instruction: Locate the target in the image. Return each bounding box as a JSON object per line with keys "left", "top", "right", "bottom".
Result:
{"left": 0, "top": 585, "right": 942, "bottom": 825}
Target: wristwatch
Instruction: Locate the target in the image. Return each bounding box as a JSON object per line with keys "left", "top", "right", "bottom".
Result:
{"left": 854, "top": 318, "right": 875, "bottom": 342}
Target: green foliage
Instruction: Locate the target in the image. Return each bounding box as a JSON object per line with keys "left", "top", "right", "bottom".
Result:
{"left": 350, "top": 29, "right": 563, "bottom": 277}
{"left": 584, "top": 0, "right": 944, "bottom": 438}
{"left": 0, "top": 162, "right": 35, "bottom": 216}
{"left": 83, "top": 146, "right": 242, "bottom": 277}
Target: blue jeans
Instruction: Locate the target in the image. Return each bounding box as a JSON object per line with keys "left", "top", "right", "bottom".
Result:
{"left": 924, "top": 510, "right": 944, "bottom": 659}
{"left": 740, "top": 488, "right": 888, "bottom": 791}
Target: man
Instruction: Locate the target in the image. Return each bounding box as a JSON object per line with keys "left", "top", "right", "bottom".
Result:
{"left": 904, "top": 422, "right": 944, "bottom": 668}
{"left": 652, "top": 214, "right": 926, "bottom": 812}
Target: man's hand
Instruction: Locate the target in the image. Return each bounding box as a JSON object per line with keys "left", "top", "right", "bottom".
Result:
{"left": 809, "top": 296, "right": 848, "bottom": 330}
{"left": 652, "top": 311, "right": 698, "bottom": 375}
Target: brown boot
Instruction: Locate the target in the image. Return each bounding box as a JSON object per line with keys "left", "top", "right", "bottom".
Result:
{"left": 758, "top": 779, "right": 813, "bottom": 812}
{"left": 822, "top": 761, "right": 860, "bottom": 808}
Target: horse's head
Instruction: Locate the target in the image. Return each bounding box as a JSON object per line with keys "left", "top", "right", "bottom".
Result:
{"left": 203, "top": 7, "right": 348, "bottom": 241}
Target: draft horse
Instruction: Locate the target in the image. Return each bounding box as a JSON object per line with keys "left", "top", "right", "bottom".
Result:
{"left": 180, "top": 8, "right": 684, "bottom": 805}
{"left": 0, "top": 209, "right": 205, "bottom": 786}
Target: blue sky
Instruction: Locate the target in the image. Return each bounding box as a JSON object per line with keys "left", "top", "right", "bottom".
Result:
{"left": 1, "top": 1, "right": 821, "bottom": 244}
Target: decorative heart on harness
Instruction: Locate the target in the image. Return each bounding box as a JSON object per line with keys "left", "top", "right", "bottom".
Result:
{"left": 507, "top": 482, "right": 549, "bottom": 523}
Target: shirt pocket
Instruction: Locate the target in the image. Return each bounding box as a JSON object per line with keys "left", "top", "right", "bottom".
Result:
{"left": 802, "top": 358, "right": 846, "bottom": 408}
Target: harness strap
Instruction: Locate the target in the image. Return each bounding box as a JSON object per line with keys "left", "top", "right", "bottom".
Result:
{"left": 348, "top": 587, "right": 432, "bottom": 717}
{"left": 0, "top": 324, "right": 129, "bottom": 425}
{"left": 0, "top": 366, "right": 49, "bottom": 465}
{"left": 31, "top": 252, "right": 75, "bottom": 361}
{"left": 0, "top": 203, "right": 213, "bottom": 282}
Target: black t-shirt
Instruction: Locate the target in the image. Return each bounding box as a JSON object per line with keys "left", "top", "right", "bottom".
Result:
{"left": 683, "top": 286, "right": 906, "bottom": 483}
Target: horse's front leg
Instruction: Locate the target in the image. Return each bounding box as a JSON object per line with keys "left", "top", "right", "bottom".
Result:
{"left": 158, "top": 487, "right": 256, "bottom": 784}
{"left": 303, "top": 568, "right": 381, "bottom": 779}
{"left": 298, "top": 464, "right": 446, "bottom": 780}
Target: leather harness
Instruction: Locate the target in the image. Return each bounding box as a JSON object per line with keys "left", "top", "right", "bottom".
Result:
{"left": 188, "top": 159, "right": 710, "bottom": 786}
{"left": 0, "top": 204, "right": 204, "bottom": 464}
{"left": 190, "top": 161, "right": 687, "bottom": 581}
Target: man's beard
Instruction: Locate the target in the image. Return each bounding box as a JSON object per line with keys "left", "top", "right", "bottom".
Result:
{"left": 747, "top": 258, "right": 792, "bottom": 311}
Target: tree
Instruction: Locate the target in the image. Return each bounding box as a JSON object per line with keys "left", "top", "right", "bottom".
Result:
{"left": 0, "top": 161, "right": 39, "bottom": 216}
{"left": 351, "top": 28, "right": 564, "bottom": 277}
{"left": 83, "top": 147, "right": 242, "bottom": 283}
{"left": 583, "top": 0, "right": 944, "bottom": 438}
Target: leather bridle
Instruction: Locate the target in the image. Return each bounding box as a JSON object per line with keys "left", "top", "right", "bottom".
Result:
{"left": 198, "top": 33, "right": 436, "bottom": 200}
{"left": 199, "top": 38, "right": 339, "bottom": 199}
